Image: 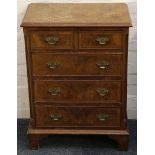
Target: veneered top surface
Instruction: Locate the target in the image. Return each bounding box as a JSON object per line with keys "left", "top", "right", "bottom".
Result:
{"left": 21, "top": 3, "right": 132, "bottom": 27}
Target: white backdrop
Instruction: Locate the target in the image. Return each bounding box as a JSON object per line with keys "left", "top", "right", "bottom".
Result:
{"left": 17, "top": 0, "right": 137, "bottom": 119}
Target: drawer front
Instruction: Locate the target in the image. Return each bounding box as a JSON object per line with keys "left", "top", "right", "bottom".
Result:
{"left": 79, "top": 31, "right": 122, "bottom": 49}
{"left": 35, "top": 106, "right": 121, "bottom": 128}
{"left": 32, "top": 54, "right": 122, "bottom": 76}
{"left": 30, "top": 31, "right": 74, "bottom": 49}
{"left": 34, "top": 80, "right": 121, "bottom": 102}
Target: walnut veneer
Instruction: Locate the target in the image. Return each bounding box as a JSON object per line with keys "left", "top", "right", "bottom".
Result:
{"left": 21, "top": 3, "right": 132, "bottom": 151}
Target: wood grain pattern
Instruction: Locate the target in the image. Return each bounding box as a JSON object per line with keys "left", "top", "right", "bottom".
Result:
{"left": 79, "top": 31, "right": 123, "bottom": 49}
{"left": 21, "top": 3, "right": 132, "bottom": 27}
{"left": 35, "top": 106, "right": 121, "bottom": 128}
{"left": 32, "top": 53, "right": 123, "bottom": 76}
{"left": 34, "top": 80, "right": 121, "bottom": 102}
{"left": 30, "top": 31, "right": 74, "bottom": 49}
{"left": 21, "top": 3, "right": 132, "bottom": 151}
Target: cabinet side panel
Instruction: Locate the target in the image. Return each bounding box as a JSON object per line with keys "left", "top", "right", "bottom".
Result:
{"left": 121, "top": 28, "right": 129, "bottom": 129}
{"left": 23, "top": 28, "right": 35, "bottom": 127}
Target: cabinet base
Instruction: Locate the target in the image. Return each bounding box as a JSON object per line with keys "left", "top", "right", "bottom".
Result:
{"left": 28, "top": 124, "right": 129, "bottom": 151}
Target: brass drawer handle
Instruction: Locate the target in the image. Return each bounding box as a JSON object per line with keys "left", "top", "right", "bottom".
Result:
{"left": 96, "top": 88, "right": 109, "bottom": 96}
{"left": 50, "top": 114, "right": 62, "bottom": 121}
{"left": 45, "top": 36, "right": 59, "bottom": 45}
{"left": 47, "top": 62, "right": 60, "bottom": 69}
{"left": 96, "top": 36, "right": 110, "bottom": 45}
{"left": 96, "top": 61, "right": 109, "bottom": 70}
{"left": 96, "top": 114, "right": 109, "bottom": 121}
{"left": 48, "top": 88, "right": 60, "bottom": 96}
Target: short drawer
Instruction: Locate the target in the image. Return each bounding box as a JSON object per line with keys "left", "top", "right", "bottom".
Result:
{"left": 34, "top": 80, "right": 121, "bottom": 102}
{"left": 79, "top": 31, "right": 123, "bottom": 49}
{"left": 30, "top": 31, "right": 74, "bottom": 49}
{"left": 32, "top": 53, "right": 122, "bottom": 76}
{"left": 35, "top": 106, "right": 121, "bottom": 128}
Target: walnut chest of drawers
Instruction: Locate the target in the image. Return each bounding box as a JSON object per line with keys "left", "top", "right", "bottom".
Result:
{"left": 21, "top": 3, "right": 132, "bottom": 150}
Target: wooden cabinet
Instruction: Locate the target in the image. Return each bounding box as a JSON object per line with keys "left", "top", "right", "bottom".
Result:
{"left": 21, "top": 3, "right": 132, "bottom": 151}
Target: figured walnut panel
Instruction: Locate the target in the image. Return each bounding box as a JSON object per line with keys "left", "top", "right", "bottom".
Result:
{"left": 35, "top": 106, "right": 121, "bottom": 128}
{"left": 79, "top": 31, "right": 123, "bottom": 49}
{"left": 34, "top": 80, "right": 121, "bottom": 102}
{"left": 21, "top": 3, "right": 132, "bottom": 27}
{"left": 30, "top": 31, "right": 74, "bottom": 49}
{"left": 32, "top": 53, "right": 122, "bottom": 76}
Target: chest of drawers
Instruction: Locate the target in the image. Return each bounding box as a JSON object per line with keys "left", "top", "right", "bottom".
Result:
{"left": 21, "top": 3, "right": 132, "bottom": 151}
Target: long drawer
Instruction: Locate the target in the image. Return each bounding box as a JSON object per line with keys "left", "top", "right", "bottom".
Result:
{"left": 32, "top": 53, "right": 122, "bottom": 76}
{"left": 35, "top": 105, "right": 121, "bottom": 128}
{"left": 34, "top": 80, "right": 121, "bottom": 102}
